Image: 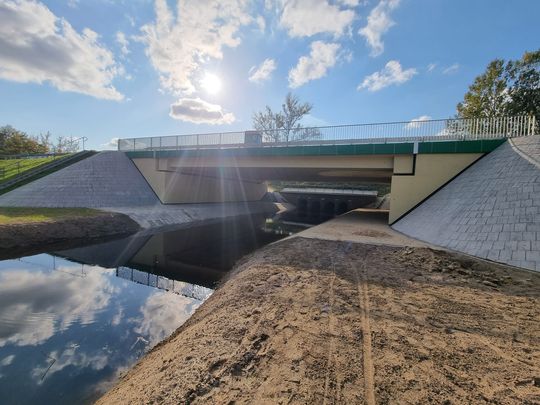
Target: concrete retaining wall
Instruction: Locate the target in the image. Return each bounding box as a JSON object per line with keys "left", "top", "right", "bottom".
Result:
{"left": 393, "top": 136, "right": 540, "bottom": 272}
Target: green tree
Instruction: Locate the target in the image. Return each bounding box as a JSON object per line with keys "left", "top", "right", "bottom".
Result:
{"left": 505, "top": 50, "right": 540, "bottom": 121}
{"left": 457, "top": 50, "right": 540, "bottom": 124}
{"left": 252, "top": 93, "right": 320, "bottom": 143}
{"left": 0, "top": 125, "right": 49, "bottom": 155}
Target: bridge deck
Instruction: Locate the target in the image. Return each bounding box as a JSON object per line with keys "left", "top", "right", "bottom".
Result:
{"left": 119, "top": 115, "right": 536, "bottom": 155}
{"left": 126, "top": 139, "right": 507, "bottom": 159}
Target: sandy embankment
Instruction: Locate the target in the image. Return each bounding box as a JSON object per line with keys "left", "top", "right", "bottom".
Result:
{"left": 98, "top": 233, "right": 540, "bottom": 404}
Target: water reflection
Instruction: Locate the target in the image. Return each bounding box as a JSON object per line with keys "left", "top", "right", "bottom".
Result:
{"left": 0, "top": 214, "right": 297, "bottom": 404}
{"left": 56, "top": 214, "right": 289, "bottom": 287}
{"left": 0, "top": 255, "right": 202, "bottom": 404}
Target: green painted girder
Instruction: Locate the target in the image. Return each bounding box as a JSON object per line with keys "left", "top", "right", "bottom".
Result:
{"left": 125, "top": 139, "right": 506, "bottom": 159}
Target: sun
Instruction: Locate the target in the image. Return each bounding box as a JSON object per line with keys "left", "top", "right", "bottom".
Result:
{"left": 201, "top": 73, "right": 222, "bottom": 94}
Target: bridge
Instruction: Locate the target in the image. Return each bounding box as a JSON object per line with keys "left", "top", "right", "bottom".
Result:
{"left": 119, "top": 116, "right": 537, "bottom": 224}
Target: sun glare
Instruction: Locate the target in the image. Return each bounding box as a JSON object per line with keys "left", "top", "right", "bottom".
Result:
{"left": 201, "top": 73, "right": 222, "bottom": 94}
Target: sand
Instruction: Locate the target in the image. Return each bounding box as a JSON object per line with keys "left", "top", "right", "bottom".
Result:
{"left": 97, "top": 235, "right": 540, "bottom": 404}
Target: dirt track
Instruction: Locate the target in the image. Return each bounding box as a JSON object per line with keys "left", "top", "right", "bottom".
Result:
{"left": 98, "top": 237, "right": 540, "bottom": 404}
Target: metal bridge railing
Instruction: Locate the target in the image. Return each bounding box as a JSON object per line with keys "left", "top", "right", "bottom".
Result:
{"left": 116, "top": 266, "right": 213, "bottom": 301}
{"left": 118, "top": 115, "right": 538, "bottom": 152}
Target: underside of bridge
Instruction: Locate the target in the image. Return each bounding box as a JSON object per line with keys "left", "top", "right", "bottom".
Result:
{"left": 129, "top": 139, "right": 505, "bottom": 223}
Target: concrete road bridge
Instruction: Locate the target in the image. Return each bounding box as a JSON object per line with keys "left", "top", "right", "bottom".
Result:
{"left": 119, "top": 116, "right": 537, "bottom": 224}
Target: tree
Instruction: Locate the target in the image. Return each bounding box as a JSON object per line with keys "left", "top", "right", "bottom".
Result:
{"left": 252, "top": 93, "right": 321, "bottom": 143}
{"left": 0, "top": 125, "right": 48, "bottom": 155}
{"left": 457, "top": 50, "right": 540, "bottom": 125}
{"left": 506, "top": 50, "right": 540, "bottom": 122}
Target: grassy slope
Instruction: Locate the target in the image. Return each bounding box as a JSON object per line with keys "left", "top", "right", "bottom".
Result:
{"left": 0, "top": 207, "right": 102, "bottom": 225}
{"left": 0, "top": 157, "right": 66, "bottom": 183}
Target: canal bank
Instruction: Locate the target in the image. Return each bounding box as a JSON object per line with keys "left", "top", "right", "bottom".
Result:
{"left": 0, "top": 208, "right": 140, "bottom": 260}
{"left": 0, "top": 201, "right": 285, "bottom": 260}
{"left": 0, "top": 213, "right": 304, "bottom": 405}
{"left": 98, "top": 211, "right": 540, "bottom": 405}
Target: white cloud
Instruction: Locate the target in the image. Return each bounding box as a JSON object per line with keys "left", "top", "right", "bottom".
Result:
{"left": 443, "top": 63, "right": 460, "bottom": 74}
{"left": 169, "top": 98, "right": 235, "bottom": 125}
{"left": 302, "top": 114, "right": 329, "bottom": 127}
{"left": 140, "top": 0, "right": 256, "bottom": 124}
{"left": 116, "top": 31, "right": 130, "bottom": 57}
{"left": 249, "top": 58, "right": 276, "bottom": 83}
{"left": 0, "top": 0, "right": 123, "bottom": 100}
{"left": 359, "top": 0, "right": 400, "bottom": 57}
{"left": 101, "top": 137, "right": 119, "bottom": 150}
{"left": 140, "top": 0, "right": 255, "bottom": 96}
{"left": 127, "top": 15, "right": 136, "bottom": 27}
{"left": 406, "top": 115, "right": 432, "bottom": 129}
{"left": 427, "top": 63, "right": 437, "bottom": 72}
{"left": 280, "top": 0, "right": 355, "bottom": 38}
{"left": 358, "top": 60, "right": 417, "bottom": 92}
{"left": 255, "top": 15, "right": 266, "bottom": 32}
{"left": 288, "top": 41, "right": 341, "bottom": 88}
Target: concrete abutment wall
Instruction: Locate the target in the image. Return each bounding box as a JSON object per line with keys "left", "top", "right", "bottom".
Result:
{"left": 132, "top": 158, "right": 268, "bottom": 204}
{"left": 389, "top": 153, "right": 483, "bottom": 223}
{"left": 393, "top": 136, "right": 540, "bottom": 272}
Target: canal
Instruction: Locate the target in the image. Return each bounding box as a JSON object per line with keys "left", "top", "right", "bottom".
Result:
{"left": 0, "top": 214, "right": 308, "bottom": 405}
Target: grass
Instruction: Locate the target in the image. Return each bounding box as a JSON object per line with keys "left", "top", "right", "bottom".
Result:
{"left": 0, "top": 152, "right": 93, "bottom": 196}
{"left": 0, "top": 157, "right": 66, "bottom": 184}
{"left": 0, "top": 207, "right": 102, "bottom": 225}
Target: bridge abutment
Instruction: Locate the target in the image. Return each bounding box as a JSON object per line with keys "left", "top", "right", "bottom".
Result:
{"left": 132, "top": 158, "right": 267, "bottom": 204}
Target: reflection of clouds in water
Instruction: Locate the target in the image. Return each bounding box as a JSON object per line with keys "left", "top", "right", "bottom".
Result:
{"left": 134, "top": 291, "right": 200, "bottom": 347}
{"left": 0, "top": 354, "right": 15, "bottom": 366}
{"left": 111, "top": 306, "right": 124, "bottom": 326}
{"left": 31, "top": 344, "right": 109, "bottom": 383}
{"left": 0, "top": 267, "right": 117, "bottom": 347}
{"left": 89, "top": 363, "right": 132, "bottom": 397}
{"left": 0, "top": 354, "right": 15, "bottom": 379}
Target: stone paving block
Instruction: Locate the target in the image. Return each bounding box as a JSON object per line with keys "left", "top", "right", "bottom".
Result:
{"left": 523, "top": 232, "right": 536, "bottom": 241}
{"left": 521, "top": 261, "right": 536, "bottom": 270}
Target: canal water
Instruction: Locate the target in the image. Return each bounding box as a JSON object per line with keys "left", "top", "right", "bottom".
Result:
{"left": 0, "top": 214, "right": 307, "bottom": 405}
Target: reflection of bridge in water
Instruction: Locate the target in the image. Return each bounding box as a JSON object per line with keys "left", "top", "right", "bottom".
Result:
{"left": 54, "top": 214, "right": 288, "bottom": 295}
{"left": 116, "top": 266, "right": 212, "bottom": 301}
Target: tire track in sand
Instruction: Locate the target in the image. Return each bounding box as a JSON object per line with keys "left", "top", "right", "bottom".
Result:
{"left": 355, "top": 251, "right": 376, "bottom": 405}
{"left": 323, "top": 244, "right": 351, "bottom": 404}
{"left": 322, "top": 269, "right": 337, "bottom": 405}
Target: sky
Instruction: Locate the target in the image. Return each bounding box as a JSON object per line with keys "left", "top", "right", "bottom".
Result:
{"left": 0, "top": 0, "right": 539, "bottom": 150}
